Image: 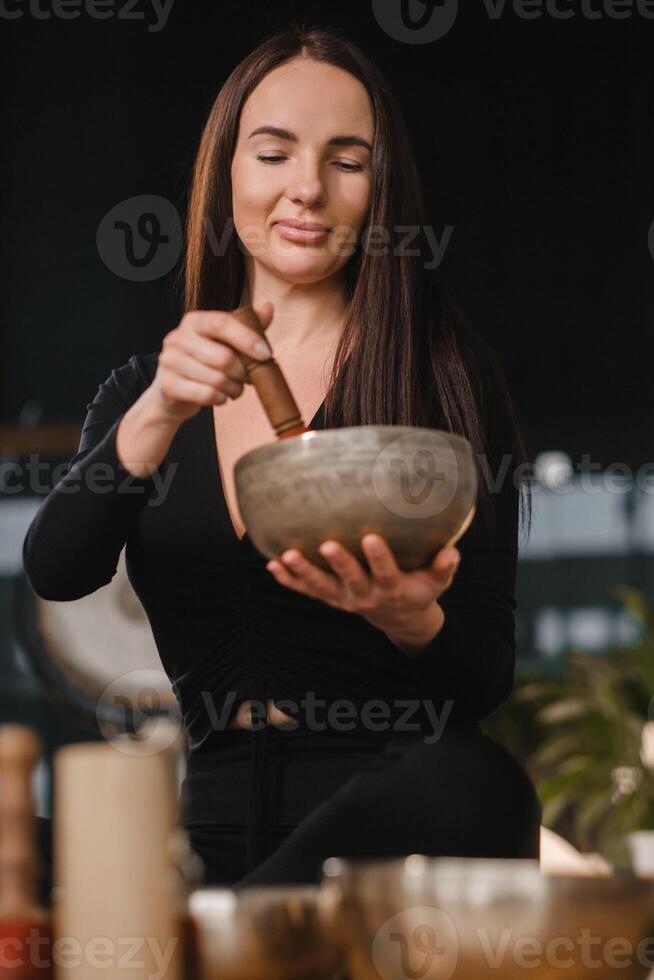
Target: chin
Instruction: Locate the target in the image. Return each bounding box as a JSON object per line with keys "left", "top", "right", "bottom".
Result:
{"left": 266, "top": 257, "right": 340, "bottom": 283}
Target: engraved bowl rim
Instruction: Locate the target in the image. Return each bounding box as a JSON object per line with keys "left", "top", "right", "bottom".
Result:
{"left": 234, "top": 425, "right": 475, "bottom": 478}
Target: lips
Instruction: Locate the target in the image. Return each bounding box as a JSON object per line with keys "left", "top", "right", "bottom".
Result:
{"left": 273, "top": 219, "right": 331, "bottom": 244}
{"left": 273, "top": 218, "right": 330, "bottom": 231}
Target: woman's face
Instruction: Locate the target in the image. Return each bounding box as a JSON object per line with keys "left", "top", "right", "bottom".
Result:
{"left": 231, "top": 57, "right": 374, "bottom": 286}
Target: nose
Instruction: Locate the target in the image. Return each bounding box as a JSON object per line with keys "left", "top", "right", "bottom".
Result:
{"left": 285, "top": 153, "right": 326, "bottom": 209}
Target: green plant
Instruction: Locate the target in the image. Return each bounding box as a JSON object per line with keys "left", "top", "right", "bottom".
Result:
{"left": 483, "top": 587, "right": 654, "bottom": 868}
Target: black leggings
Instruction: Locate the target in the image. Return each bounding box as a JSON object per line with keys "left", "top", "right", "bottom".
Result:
{"left": 34, "top": 722, "right": 541, "bottom": 902}
{"left": 180, "top": 720, "right": 542, "bottom": 889}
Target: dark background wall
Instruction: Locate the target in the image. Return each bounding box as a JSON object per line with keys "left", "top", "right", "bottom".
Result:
{"left": 2, "top": 0, "right": 652, "bottom": 469}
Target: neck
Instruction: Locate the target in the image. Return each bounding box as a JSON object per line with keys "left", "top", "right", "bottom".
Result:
{"left": 240, "top": 264, "right": 348, "bottom": 352}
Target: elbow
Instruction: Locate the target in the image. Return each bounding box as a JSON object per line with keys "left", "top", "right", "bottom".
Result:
{"left": 23, "top": 565, "right": 110, "bottom": 602}
{"left": 22, "top": 530, "right": 54, "bottom": 600}
{"left": 466, "top": 644, "right": 516, "bottom": 722}
{"left": 23, "top": 575, "right": 104, "bottom": 603}
{"left": 22, "top": 528, "right": 110, "bottom": 602}
{"left": 440, "top": 629, "right": 516, "bottom": 724}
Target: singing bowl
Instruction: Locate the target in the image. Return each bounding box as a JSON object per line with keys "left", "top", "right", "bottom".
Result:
{"left": 235, "top": 426, "right": 478, "bottom": 572}
{"left": 188, "top": 886, "right": 344, "bottom": 980}
{"left": 317, "top": 855, "right": 654, "bottom": 980}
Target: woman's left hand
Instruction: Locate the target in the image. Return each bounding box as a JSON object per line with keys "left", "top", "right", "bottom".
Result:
{"left": 265, "top": 534, "right": 461, "bottom": 637}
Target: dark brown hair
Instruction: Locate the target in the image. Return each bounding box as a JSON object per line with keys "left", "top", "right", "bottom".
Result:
{"left": 182, "top": 21, "right": 532, "bottom": 543}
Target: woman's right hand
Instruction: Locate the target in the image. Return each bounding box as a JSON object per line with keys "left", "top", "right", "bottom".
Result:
{"left": 149, "top": 302, "right": 275, "bottom": 424}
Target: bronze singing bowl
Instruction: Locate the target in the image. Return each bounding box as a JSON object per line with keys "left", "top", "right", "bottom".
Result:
{"left": 317, "top": 855, "right": 654, "bottom": 980}
{"left": 188, "top": 885, "right": 344, "bottom": 980}
{"left": 234, "top": 426, "right": 478, "bottom": 572}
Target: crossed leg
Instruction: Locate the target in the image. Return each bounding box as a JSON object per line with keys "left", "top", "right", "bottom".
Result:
{"left": 234, "top": 725, "right": 542, "bottom": 888}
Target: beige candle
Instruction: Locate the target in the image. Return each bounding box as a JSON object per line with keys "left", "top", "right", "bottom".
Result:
{"left": 53, "top": 721, "right": 185, "bottom": 980}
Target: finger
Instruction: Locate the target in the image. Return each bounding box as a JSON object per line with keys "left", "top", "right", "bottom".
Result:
{"left": 361, "top": 534, "right": 403, "bottom": 591}
{"left": 159, "top": 349, "right": 244, "bottom": 398}
{"left": 158, "top": 374, "right": 227, "bottom": 406}
{"left": 175, "top": 333, "right": 248, "bottom": 382}
{"left": 266, "top": 558, "right": 328, "bottom": 601}
{"left": 275, "top": 551, "right": 343, "bottom": 604}
{"left": 185, "top": 310, "right": 272, "bottom": 362}
{"left": 265, "top": 559, "right": 315, "bottom": 597}
{"left": 266, "top": 559, "right": 337, "bottom": 605}
{"left": 317, "top": 541, "right": 371, "bottom": 599}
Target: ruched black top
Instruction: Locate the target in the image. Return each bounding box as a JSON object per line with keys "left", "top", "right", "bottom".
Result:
{"left": 22, "top": 350, "right": 521, "bottom": 868}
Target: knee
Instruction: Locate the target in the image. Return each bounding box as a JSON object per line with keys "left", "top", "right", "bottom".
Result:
{"left": 473, "top": 733, "right": 542, "bottom": 859}
{"left": 414, "top": 727, "right": 542, "bottom": 859}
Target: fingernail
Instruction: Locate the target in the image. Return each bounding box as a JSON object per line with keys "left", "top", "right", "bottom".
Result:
{"left": 255, "top": 340, "right": 273, "bottom": 357}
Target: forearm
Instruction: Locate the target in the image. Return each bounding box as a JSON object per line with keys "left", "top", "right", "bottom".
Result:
{"left": 115, "top": 385, "right": 182, "bottom": 478}
{"left": 380, "top": 546, "right": 519, "bottom": 721}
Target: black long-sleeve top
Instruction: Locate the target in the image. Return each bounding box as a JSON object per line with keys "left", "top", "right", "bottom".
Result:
{"left": 22, "top": 350, "right": 520, "bottom": 865}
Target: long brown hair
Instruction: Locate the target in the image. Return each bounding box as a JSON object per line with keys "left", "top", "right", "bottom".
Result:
{"left": 182, "top": 22, "right": 532, "bottom": 544}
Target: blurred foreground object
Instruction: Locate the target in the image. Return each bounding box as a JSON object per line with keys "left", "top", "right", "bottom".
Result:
{"left": 189, "top": 885, "right": 343, "bottom": 980}
{"left": 0, "top": 725, "right": 52, "bottom": 979}
{"left": 53, "top": 719, "right": 190, "bottom": 980}
{"left": 319, "top": 854, "right": 654, "bottom": 980}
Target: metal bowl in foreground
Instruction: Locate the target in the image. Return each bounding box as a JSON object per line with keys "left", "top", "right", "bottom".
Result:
{"left": 188, "top": 886, "right": 344, "bottom": 980}
{"left": 317, "top": 854, "right": 654, "bottom": 980}
{"left": 235, "top": 426, "right": 478, "bottom": 572}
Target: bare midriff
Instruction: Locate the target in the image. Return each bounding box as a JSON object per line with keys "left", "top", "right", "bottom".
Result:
{"left": 227, "top": 698, "right": 298, "bottom": 729}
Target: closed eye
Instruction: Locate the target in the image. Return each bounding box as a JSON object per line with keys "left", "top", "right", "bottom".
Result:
{"left": 256, "top": 155, "right": 363, "bottom": 172}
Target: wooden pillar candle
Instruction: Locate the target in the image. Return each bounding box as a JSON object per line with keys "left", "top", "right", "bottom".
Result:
{"left": 53, "top": 721, "right": 185, "bottom": 980}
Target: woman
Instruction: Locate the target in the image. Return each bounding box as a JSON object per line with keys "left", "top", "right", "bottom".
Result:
{"left": 23, "top": 23, "right": 540, "bottom": 890}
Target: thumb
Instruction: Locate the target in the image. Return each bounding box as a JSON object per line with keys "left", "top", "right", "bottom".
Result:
{"left": 418, "top": 546, "right": 460, "bottom": 591}
{"left": 431, "top": 547, "right": 460, "bottom": 576}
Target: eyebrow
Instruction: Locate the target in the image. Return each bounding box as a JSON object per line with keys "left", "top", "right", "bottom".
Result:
{"left": 247, "top": 125, "right": 372, "bottom": 154}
